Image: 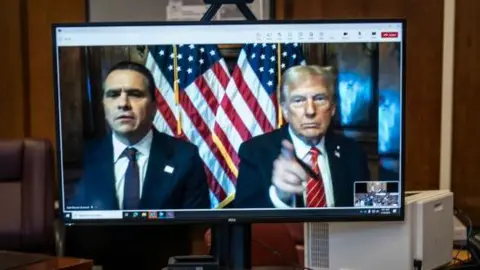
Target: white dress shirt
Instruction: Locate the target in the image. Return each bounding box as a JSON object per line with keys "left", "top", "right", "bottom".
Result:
{"left": 112, "top": 130, "right": 153, "bottom": 209}
{"left": 269, "top": 127, "right": 335, "bottom": 208}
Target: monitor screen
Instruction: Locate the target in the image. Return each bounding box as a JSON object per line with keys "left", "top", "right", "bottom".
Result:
{"left": 53, "top": 20, "right": 405, "bottom": 224}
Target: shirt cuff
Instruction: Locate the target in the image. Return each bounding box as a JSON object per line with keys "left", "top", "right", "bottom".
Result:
{"left": 269, "top": 185, "right": 295, "bottom": 208}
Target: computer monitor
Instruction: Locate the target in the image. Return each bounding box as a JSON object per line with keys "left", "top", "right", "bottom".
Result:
{"left": 52, "top": 19, "right": 405, "bottom": 226}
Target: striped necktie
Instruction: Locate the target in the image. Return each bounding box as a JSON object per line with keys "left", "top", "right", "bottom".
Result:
{"left": 306, "top": 147, "right": 327, "bottom": 207}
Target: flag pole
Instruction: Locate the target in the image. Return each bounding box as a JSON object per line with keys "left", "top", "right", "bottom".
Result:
{"left": 173, "top": 44, "right": 182, "bottom": 135}
{"left": 276, "top": 43, "right": 283, "bottom": 128}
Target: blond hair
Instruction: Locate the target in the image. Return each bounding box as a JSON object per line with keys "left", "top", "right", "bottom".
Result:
{"left": 279, "top": 65, "right": 336, "bottom": 104}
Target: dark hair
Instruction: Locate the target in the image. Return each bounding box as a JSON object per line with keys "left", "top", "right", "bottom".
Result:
{"left": 104, "top": 60, "right": 156, "bottom": 100}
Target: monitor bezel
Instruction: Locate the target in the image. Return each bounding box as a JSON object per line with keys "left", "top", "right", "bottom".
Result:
{"left": 51, "top": 18, "right": 406, "bottom": 226}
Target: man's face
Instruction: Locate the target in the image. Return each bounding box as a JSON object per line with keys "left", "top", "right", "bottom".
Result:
{"left": 103, "top": 70, "right": 155, "bottom": 139}
{"left": 283, "top": 75, "right": 335, "bottom": 142}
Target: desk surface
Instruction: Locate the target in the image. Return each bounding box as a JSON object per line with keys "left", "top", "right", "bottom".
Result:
{"left": 250, "top": 250, "right": 471, "bottom": 270}
{"left": 0, "top": 251, "right": 93, "bottom": 270}
{"left": 23, "top": 257, "right": 93, "bottom": 270}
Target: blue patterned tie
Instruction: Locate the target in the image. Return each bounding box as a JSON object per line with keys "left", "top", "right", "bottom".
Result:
{"left": 123, "top": 147, "right": 140, "bottom": 210}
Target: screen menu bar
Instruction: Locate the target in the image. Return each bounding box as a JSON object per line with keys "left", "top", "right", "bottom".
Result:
{"left": 55, "top": 23, "right": 402, "bottom": 46}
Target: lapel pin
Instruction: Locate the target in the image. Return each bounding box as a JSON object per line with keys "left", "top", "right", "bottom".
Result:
{"left": 334, "top": 150, "right": 340, "bottom": 158}
{"left": 164, "top": 165, "right": 174, "bottom": 174}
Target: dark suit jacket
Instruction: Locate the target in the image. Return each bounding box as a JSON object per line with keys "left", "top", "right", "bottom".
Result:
{"left": 232, "top": 125, "right": 371, "bottom": 208}
{"left": 66, "top": 129, "right": 210, "bottom": 210}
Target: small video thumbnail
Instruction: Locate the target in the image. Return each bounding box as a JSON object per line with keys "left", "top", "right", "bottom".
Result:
{"left": 354, "top": 181, "right": 399, "bottom": 207}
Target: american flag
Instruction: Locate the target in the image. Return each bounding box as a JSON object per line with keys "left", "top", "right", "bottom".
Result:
{"left": 214, "top": 42, "right": 307, "bottom": 169}
{"left": 145, "top": 43, "right": 306, "bottom": 208}
{"left": 145, "top": 44, "right": 235, "bottom": 208}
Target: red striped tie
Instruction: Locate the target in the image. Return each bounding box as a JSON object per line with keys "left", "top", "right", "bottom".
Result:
{"left": 306, "top": 147, "right": 327, "bottom": 207}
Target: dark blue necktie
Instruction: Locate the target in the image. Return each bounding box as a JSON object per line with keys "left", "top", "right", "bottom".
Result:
{"left": 123, "top": 147, "right": 140, "bottom": 210}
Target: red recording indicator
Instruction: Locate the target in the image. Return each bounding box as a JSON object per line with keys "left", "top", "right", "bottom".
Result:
{"left": 381, "top": 32, "right": 399, "bottom": 38}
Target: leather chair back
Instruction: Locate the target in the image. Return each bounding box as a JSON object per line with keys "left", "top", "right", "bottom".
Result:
{"left": 0, "top": 139, "right": 54, "bottom": 252}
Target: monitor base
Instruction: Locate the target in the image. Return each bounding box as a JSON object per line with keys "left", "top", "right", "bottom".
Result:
{"left": 164, "top": 223, "right": 251, "bottom": 270}
{"left": 163, "top": 255, "right": 220, "bottom": 270}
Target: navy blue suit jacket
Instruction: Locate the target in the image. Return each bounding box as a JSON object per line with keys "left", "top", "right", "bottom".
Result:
{"left": 233, "top": 125, "right": 371, "bottom": 208}
{"left": 66, "top": 129, "right": 210, "bottom": 210}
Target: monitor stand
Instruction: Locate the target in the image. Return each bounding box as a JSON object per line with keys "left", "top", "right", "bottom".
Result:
{"left": 164, "top": 0, "right": 257, "bottom": 270}
{"left": 164, "top": 224, "right": 251, "bottom": 270}
{"left": 201, "top": 0, "right": 257, "bottom": 21}
{"left": 164, "top": 1, "right": 255, "bottom": 269}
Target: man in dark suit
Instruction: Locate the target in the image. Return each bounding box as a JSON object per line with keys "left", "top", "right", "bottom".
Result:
{"left": 233, "top": 65, "right": 370, "bottom": 209}
{"left": 66, "top": 61, "right": 210, "bottom": 210}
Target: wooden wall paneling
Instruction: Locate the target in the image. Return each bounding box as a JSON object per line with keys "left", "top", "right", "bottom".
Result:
{"left": 275, "top": 0, "right": 444, "bottom": 191}
{"left": 451, "top": 0, "right": 480, "bottom": 224}
{"left": 293, "top": 0, "right": 368, "bottom": 18}
{"left": 281, "top": 0, "right": 406, "bottom": 19}
{"left": 58, "top": 47, "right": 85, "bottom": 165}
{"left": 402, "top": 0, "right": 444, "bottom": 191}
{"left": 274, "top": 0, "right": 286, "bottom": 19}
{"left": 85, "top": 47, "right": 107, "bottom": 140}
{"left": 26, "top": 0, "right": 87, "bottom": 146}
{"left": 0, "top": 0, "right": 27, "bottom": 139}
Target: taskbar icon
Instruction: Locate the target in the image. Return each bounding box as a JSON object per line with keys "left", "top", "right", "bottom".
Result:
{"left": 123, "top": 210, "right": 175, "bottom": 220}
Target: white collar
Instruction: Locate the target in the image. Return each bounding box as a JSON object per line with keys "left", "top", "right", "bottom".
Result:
{"left": 112, "top": 130, "right": 153, "bottom": 162}
{"left": 288, "top": 126, "right": 326, "bottom": 160}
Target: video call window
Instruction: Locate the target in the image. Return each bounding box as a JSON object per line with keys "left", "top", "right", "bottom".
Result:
{"left": 354, "top": 181, "right": 399, "bottom": 207}
{"left": 54, "top": 22, "right": 404, "bottom": 222}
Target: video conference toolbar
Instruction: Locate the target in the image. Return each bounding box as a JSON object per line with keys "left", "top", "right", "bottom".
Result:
{"left": 55, "top": 23, "right": 402, "bottom": 46}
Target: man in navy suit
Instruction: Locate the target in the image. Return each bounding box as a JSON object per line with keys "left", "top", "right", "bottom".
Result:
{"left": 233, "top": 65, "right": 370, "bottom": 208}
{"left": 66, "top": 61, "right": 210, "bottom": 210}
